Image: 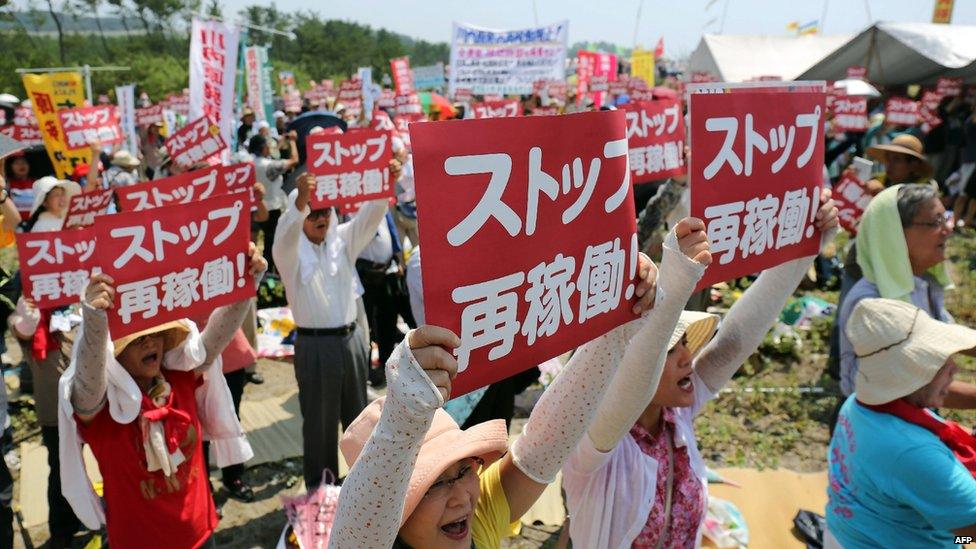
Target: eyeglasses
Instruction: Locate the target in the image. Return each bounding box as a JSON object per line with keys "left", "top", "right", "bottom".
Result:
{"left": 423, "top": 457, "right": 484, "bottom": 499}
{"left": 909, "top": 211, "right": 953, "bottom": 230}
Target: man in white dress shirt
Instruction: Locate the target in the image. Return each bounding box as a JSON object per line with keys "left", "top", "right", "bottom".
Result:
{"left": 272, "top": 172, "right": 388, "bottom": 487}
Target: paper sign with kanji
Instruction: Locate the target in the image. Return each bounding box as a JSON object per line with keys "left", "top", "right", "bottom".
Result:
{"left": 832, "top": 96, "right": 868, "bottom": 132}
{"left": 115, "top": 162, "right": 254, "bottom": 212}
{"left": 471, "top": 100, "right": 520, "bottom": 119}
{"left": 885, "top": 97, "right": 919, "bottom": 126}
{"left": 16, "top": 229, "right": 97, "bottom": 309}
{"left": 165, "top": 116, "right": 227, "bottom": 167}
{"left": 411, "top": 110, "right": 639, "bottom": 396}
{"left": 94, "top": 192, "right": 252, "bottom": 338}
{"left": 305, "top": 129, "right": 394, "bottom": 208}
{"left": 57, "top": 106, "right": 124, "bottom": 150}
{"left": 619, "top": 99, "right": 686, "bottom": 183}
{"left": 832, "top": 173, "right": 871, "bottom": 234}
{"left": 136, "top": 104, "right": 164, "bottom": 126}
{"left": 65, "top": 188, "right": 114, "bottom": 228}
{"left": 689, "top": 87, "right": 825, "bottom": 290}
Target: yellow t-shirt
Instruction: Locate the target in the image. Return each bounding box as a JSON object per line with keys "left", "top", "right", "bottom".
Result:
{"left": 471, "top": 460, "right": 521, "bottom": 549}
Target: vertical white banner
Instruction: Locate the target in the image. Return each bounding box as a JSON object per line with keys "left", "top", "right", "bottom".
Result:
{"left": 358, "top": 66, "right": 375, "bottom": 121}
{"left": 115, "top": 84, "right": 137, "bottom": 155}
{"left": 244, "top": 46, "right": 266, "bottom": 122}
{"left": 189, "top": 18, "right": 240, "bottom": 153}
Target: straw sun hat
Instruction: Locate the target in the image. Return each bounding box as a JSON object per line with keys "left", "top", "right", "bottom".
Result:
{"left": 340, "top": 397, "right": 509, "bottom": 525}
{"left": 848, "top": 298, "right": 976, "bottom": 405}
{"left": 866, "top": 134, "right": 933, "bottom": 176}
{"left": 113, "top": 320, "right": 191, "bottom": 358}
{"left": 669, "top": 311, "right": 720, "bottom": 356}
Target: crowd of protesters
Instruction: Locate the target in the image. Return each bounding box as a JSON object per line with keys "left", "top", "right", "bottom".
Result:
{"left": 0, "top": 62, "right": 973, "bottom": 549}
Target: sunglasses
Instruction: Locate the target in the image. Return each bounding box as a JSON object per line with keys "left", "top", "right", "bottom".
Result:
{"left": 307, "top": 208, "right": 332, "bottom": 221}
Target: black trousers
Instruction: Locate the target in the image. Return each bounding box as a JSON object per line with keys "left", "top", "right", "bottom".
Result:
{"left": 359, "top": 272, "right": 402, "bottom": 367}
{"left": 259, "top": 209, "right": 282, "bottom": 274}
{"left": 0, "top": 447, "right": 11, "bottom": 549}
{"left": 41, "top": 426, "right": 80, "bottom": 542}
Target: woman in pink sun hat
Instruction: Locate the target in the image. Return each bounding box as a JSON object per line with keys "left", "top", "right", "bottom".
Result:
{"left": 328, "top": 217, "right": 713, "bottom": 549}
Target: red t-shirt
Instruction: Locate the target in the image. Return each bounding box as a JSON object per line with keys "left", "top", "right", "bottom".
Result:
{"left": 78, "top": 370, "right": 217, "bottom": 549}
{"left": 7, "top": 177, "right": 35, "bottom": 221}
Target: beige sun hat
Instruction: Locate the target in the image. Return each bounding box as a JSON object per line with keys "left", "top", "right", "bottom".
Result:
{"left": 113, "top": 320, "right": 191, "bottom": 357}
{"left": 848, "top": 298, "right": 976, "bottom": 405}
{"left": 866, "top": 134, "right": 933, "bottom": 176}
{"left": 111, "top": 150, "right": 141, "bottom": 169}
{"left": 669, "top": 310, "right": 720, "bottom": 356}
{"left": 340, "top": 397, "right": 509, "bottom": 526}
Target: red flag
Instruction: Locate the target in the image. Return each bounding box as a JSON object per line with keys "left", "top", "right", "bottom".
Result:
{"left": 654, "top": 37, "right": 665, "bottom": 59}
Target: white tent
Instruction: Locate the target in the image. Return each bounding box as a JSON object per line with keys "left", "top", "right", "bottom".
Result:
{"left": 798, "top": 22, "right": 976, "bottom": 85}
{"left": 687, "top": 34, "right": 852, "bottom": 83}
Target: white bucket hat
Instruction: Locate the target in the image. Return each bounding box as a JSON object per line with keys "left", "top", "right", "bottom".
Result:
{"left": 30, "top": 176, "right": 81, "bottom": 216}
{"left": 111, "top": 150, "right": 141, "bottom": 169}
{"left": 669, "top": 310, "right": 720, "bottom": 357}
{"left": 848, "top": 298, "right": 976, "bottom": 405}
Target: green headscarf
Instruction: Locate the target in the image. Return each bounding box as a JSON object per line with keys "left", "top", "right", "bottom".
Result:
{"left": 856, "top": 184, "right": 951, "bottom": 302}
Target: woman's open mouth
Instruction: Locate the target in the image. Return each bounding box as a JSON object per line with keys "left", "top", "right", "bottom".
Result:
{"left": 677, "top": 375, "right": 694, "bottom": 393}
{"left": 440, "top": 516, "right": 470, "bottom": 541}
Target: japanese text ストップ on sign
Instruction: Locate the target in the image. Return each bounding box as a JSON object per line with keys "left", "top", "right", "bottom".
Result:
{"left": 94, "top": 192, "right": 253, "bottom": 338}
{"left": 690, "top": 89, "right": 825, "bottom": 290}
{"left": 885, "top": 97, "right": 920, "bottom": 127}
{"left": 471, "top": 100, "right": 521, "bottom": 119}
{"left": 832, "top": 173, "right": 871, "bottom": 234}
{"left": 65, "top": 188, "right": 114, "bottom": 228}
{"left": 115, "top": 162, "right": 255, "bottom": 212}
{"left": 619, "top": 99, "right": 687, "bottom": 183}
{"left": 136, "top": 104, "right": 164, "bottom": 126}
{"left": 57, "top": 106, "right": 124, "bottom": 150}
{"left": 165, "top": 116, "right": 228, "bottom": 168}
{"left": 411, "top": 110, "right": 639, "bottom": 396}
{"left": 16, "top": 229, "right": 97, "bottom": 309}
{"left": 305, "top": 129, "right": 394, "bottom": 209}
{"left": 832, "top": 97, "right": 868, "bottom": 133}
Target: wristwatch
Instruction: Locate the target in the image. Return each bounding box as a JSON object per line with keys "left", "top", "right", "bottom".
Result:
{"left": 0, "top": 189, "right": 9, "bottom": 204}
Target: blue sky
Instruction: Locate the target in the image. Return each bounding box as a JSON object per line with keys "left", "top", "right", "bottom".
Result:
{"left": 216, "top": 0, "right": 976, "bottom": 56}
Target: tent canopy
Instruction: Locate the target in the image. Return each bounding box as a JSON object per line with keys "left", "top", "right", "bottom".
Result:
{"left": 687, "top": 34, "right": 852, "bottom": 83}
{"left": 798, "top": 22, "right": 976, "bottom": 86}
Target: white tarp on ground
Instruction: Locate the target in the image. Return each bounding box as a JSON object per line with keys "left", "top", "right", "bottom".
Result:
{"left": 687, "top": 34, "right": 852, "bottom": 83}
{"left": 798, "top": 22, "right": 976, "bottom": 85}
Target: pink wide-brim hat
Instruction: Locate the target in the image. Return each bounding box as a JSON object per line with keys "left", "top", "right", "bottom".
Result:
{"left": 340, "top": 397, "right": 509, "bottom": 524}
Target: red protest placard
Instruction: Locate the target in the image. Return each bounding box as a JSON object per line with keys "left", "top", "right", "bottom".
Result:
{"left": 920, "top": 104, "right": 943, "bottom": 134}
{"left": 453, "top": 88, "right": 473, "bottom": 103}
{"left": 609, "top": 80, "right": 629, "bottom": 96}
{"left": 16, "top": 229, "right": 97, "bottom": 309}
{"left": 377, "top": 88, "right": 396, "bottom": 109}
{"left": 371, "top": 110, "right": 395, "bottom": 131}
{"left": 306, "top": 128, "right": 394, "bottom": 208}
{"left": 885, "top": 97, "right": 920, "bottom": 126}
{"left": 619, "top": 99, "right": 686, "bottom": 182}
{"left": 471, "top": 100, "right": 520, "bottom": 119}
{"left": 0, "top": 125, "right": 43, "bottom": 146}
{"left": 395, "top": 93, "right": 423, "bottom": 116}
{"left": 338, "top": 79, "right": 362, "bottom": 103}
{"left": 547, "top": 82, "right": 568, "bottom": 101}
{"left": 937, "top": 77, "right": 963, "bottom": 97}
{"left": 832, "top": 173, "right": 872, "bottom": 234}
{"left": 57, "top": 106, "right": 123, "bottom": 150}
{"left": 832, "top": 96, "right": 869, "bottom": 132}
{"left": 689, "top": 89, "right": 825, "bottom": 290}
{"left": 846, "top": 66, "right": 868, "bottom": 79}
{"left": 411, "top": 110, "right": 638, "bottom": 397}
{"left": 94, "top": 192, "right": 252, "bottom": 338}
{"left": 65, "top": 188, "right": 114, "bottom": 228}
{"left": 136, "top": 104, "right": 164, "bottom": 126}
{"left": 166, "top": 94, "right": 190, "bottom": 116}
{"left": 115, "top": 162, "right": 254, "bottom": 211}
{"left": 390, "top": 57, "right": 415, "bottom": 96}
{"left": 530, "top": 107, "right": 560, "bottom": 116}
{"left": 629, "top": 89, "right": 655, "bottom": 102}
{"left": 921, "top": 90, "right": 942, "bottom": 112}
{"left": 165, "top": 116, "right": 227, "bottom": 168}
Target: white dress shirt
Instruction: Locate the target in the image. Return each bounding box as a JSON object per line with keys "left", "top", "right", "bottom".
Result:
{"left": 272, "top": 190, "right": 387, "bottom": 329}
{"left": 357, "top": 213, "right": 395, "bottom": 266}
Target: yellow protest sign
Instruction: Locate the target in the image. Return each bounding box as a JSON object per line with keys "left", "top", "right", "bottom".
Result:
{"left": 933, "top": 0, "right": 954, "bottom": 23}
{"left": 21, "top": 72, "right": 92, "bottom": 179}
{"left": 631, "top": 49, "right": 656, "bottom": 88}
